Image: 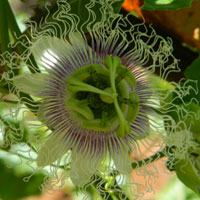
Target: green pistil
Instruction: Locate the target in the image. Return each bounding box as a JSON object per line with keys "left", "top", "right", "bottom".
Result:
{"left": 66, "top": 55, "right": 139, "bottom": 138}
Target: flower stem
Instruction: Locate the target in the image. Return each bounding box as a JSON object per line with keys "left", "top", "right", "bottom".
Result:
{"left": 131, "top": 147, "right": 167, "bottom": 169}
{"left": 5, "top": 0, "right": 21, "bottom": 39}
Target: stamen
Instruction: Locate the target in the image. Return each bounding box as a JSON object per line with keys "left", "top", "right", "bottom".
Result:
{"left": 66, "top": 98, "right": 94, "bottom": 120}
{"left": 71, "top": 64, "right": 108, "bottom": 80}
{"left": 100, "top": 87, "right": 114, "bottom": 104}
{"left": 116, "top": 64, "right": 137, "bottom": 87}
{"left": 67, "top": 77, "right": 115, "bottom": 98}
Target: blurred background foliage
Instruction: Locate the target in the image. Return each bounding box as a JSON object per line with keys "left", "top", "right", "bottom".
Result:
{"left": 0, "top": 159, "right": 44, "bottom": 200}
{"left": 0, "top": 0, "right": 200, "bottom": 199}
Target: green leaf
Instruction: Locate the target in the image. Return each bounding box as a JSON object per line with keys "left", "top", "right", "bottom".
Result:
{"left": 185, "top": 56, "right": 200, "bottom": 81}
{"left": 143, "top": 0, "right": 192, "bottom": 10}
{"left": 184, "top": 56, "right": 200, "bottom": 101}
{"left": 38, "top": 0, "right": 124, "bottom": 37}
{"left": 174, "top": 154, "right": 200, "bottom": 195}
{"left": 183, "top": 103, "right": 200, "bottom": 143}
{"left": 4, "top": 0, "right": 40, "bottom": 74}
{"left": 112, "top": 0, "right": 125, "bottom": 13}
{"left": 70, "top": 0, "right": 124, "bottom": 32}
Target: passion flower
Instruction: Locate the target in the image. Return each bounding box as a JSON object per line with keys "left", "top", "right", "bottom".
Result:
{"left": 1, "top": 0, "right": 186, "bottom": 195}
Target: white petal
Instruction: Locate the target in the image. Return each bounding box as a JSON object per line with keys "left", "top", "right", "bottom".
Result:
{"left": 69, "top": 32, "right": 86, "bottom": 48}
{"left": 37, "top": 128, "right": 71, "bottom": 167}
{"left": 12, "top": 73, "right": 48, "bottom": 96}
{"left": 68, "top": 32, "right": 94, "bottom": 64}
{"left": 112, "top": 145, "right": 132, "bottom": 174}
{"left": 31, "top": 36, "right": 73, "bottom": 71}
{"left": 70, "top": 147, "right": 102, "bottom": 187}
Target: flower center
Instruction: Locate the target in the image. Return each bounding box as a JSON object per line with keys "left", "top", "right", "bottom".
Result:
{"left": 65, "top": 55, "right": 139, "bottom": 138}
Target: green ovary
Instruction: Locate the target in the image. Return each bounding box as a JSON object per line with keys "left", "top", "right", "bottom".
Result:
{"left": 65, "top": 55, "right": 140, "bottom": 138}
